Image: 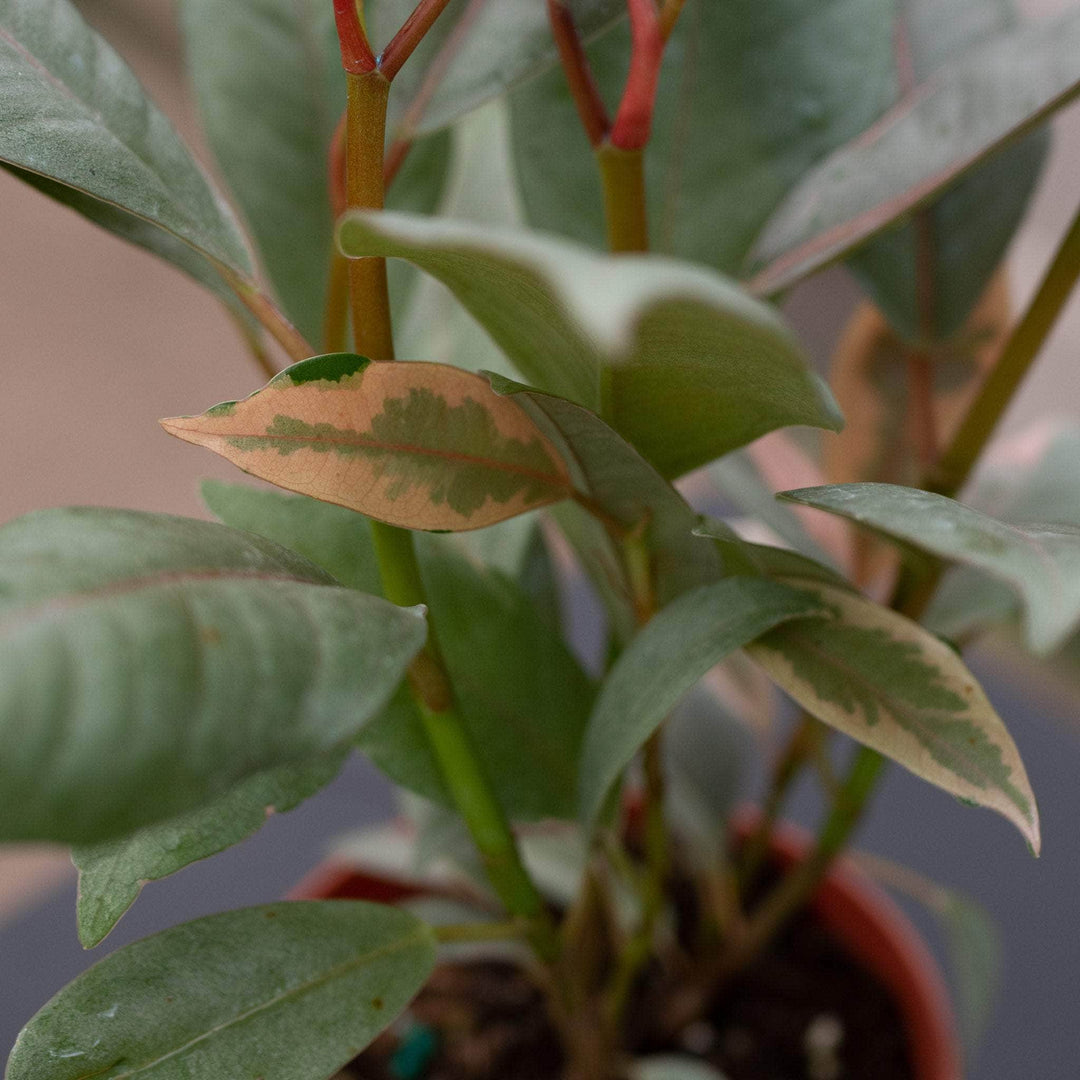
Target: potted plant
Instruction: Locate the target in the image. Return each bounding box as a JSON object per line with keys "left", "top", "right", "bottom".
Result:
{"left": 3, "top": 0, "right": 1079, "bottom": 1076}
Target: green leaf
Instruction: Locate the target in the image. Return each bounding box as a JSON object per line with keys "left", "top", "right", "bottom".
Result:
{"left": 178, "top": 0, "right": 450, "bottom": 344}
{"left": 747, "top": 581, "right": 1040, "bottom": 851}
{"left": 72, "top": 754, "right": 346, "bottom": 949}
{"left": 491, "top": 376, "right": 727, "bottom": 641}
{"left": 511, "top": 0, "right": 896, "bottom": 274}
{"left": 0, "top": 0, "right": 254, "bottom": 292}
{"left": 845, "top": 0, "right": 1047, "bottom": 340}
{"left": 337, "top": 211, "right": 842, "bottom": 478}
{"left": 201, "top": 481, "right": 592, "bottom": 819}
{"left": 0, "top": 508, "right": 426, "bottom": 843}
{"left": 749, "top": 7, "right": 1080, "bottom": 297}
{"left": 6, "top": 902, "right": 436, "bottom": 1080}
{"left": 782, "top": 481, "right": 1080, "bottom": 654}
{"left": 366, "top": 0, "right": 623, "bottom": 136}
{"left": 579, "top": 578, "right": 825, "bottom": 830}
{"left": 164, "top": 354, "right": 574, "bottom": 532}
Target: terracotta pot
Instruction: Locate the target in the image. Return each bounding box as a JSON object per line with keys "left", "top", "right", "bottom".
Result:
{"left": 290, "top": 816, "right": 961, "bottom": 1080}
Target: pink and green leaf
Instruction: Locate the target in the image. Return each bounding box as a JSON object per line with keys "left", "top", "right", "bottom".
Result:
{"left": 163, "top": 354, "right": 574, "bottom": 532}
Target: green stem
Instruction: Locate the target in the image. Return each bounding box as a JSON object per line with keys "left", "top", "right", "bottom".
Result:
{"left": 929, "top": 200, "right": 1080, "bottom": 499}
{"left": 596, "top": 144, "right": 649, "bottom": 254}
{"left": 342, "top": 58, "right": 557, "bottom": 964}
{"left": 604, "top": 731, "right": 669, "bottom": 1027}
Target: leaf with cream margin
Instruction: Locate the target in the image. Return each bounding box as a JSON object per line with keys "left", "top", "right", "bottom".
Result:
{"left": 782, "top": 482, "right": 1080, "bottom": 656}
{"left": 6, "top": 903, "right": 436, "bottom": 1080}
{"left": 365, "top": 0, "right": 623, "bottom": 136}
{"left": 0, "top": 0, "right": 254, "bottom": 299}
{"left": 579, "top": 578, "right": 826, "bottom": 831}
{"left": 749, "top": 7, "right": 1080, "bottom": 298}
{"left": 72, "top": 753, "right": 346, "bottom": 948}
{"left": 747, "top": 581, "right": 1039, "bottom": 852}
{"left": 337, "top": 211, "right": 842, "bottom": 479}
{"left": 0, "top": 508, "right": 426, "bottom": 844}
{"left": 163, "top": 353, "right": 574, "bottom": 532}
{"left": 490, "top": 376, "right": 728, "bottom": 642}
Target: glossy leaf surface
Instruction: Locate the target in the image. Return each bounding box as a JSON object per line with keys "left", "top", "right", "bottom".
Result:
{"left": 748, "top": 582, "right": 1039, "bottom": 851}
{"left": 366, "top": 0, "right": 623, "bottom": 135}
{"left": 580, "top": 579, "right": 824, "bottom": 830}
{"left": 845, "top": 0, "right": 1047, "bottom": 340}
{"left": 7, "top": 902, "right": 435, "bottom": 1080}
{"left": 0, "top": 0, "right": 253, "bottom": 288}
{"left": 511, "top": 0, "right": 895, "bottom": 274}
{"left": 784, "top": 482, "right": 1080, "bottom": 655}
{"left": 750, "top": 8, "right": 1080, "bottom": 297}
{"left": 164, "top": 354, "right": 573, "bottom": 532}
{"left": 0, "top": 508, "right": 425, "bottom": 843}
{"left": 337, "top": 211, "right": 841, "bottom": 478}
{"left": 73, "top": 754, "right": 346, "bottom": 948}
{"left": 201, "top": 481, "right": 592, "bottom": 819}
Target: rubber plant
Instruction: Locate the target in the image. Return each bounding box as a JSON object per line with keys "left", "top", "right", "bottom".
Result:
{"left": 3, "top": 0, "right": 1080, "bottom": 1076}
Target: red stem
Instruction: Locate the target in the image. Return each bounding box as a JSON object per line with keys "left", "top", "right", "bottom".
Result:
{"left": 333, "top": 0, "right": 376, "bottom": 73}
{"left": 380, "top": 0, "right": 455, "bottom": 81}
{"left": 610, "top": 0, "right": 663, "bottom": 150}
{"left": 384, "top": 0, "right": 490, "bottom": 187}
{"left": 546, "top": 0, "right": 610, "bottom": 147}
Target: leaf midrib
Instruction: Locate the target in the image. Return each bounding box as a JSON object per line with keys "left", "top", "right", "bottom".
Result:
{"left": 225, "top": 423, "right": 576, "bottom": 494}
{"left": 73, "top": 926, "right": 430, "bottom": 1080}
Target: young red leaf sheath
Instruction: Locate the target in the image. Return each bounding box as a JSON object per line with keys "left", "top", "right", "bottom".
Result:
{"left": 380, "top": 0, "right": 455, "bottom": 81}
{"left": 333, "top": 0, "right": 376, "bottom": 73}
{"left": 546, "top": 0, "right": 610, "bottom": 147}
{"left": 610, "top": 0, "right": 664, "bottom": 150}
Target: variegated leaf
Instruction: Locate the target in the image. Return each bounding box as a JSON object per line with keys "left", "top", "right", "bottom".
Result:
{"left": 337, "top": 211, "right": 841, "bottom": 479}
{"left": 782, "top": 482, "right": 1080, "bottom": 655}
{"left": 163, "top": 354, "right": 573, "bottom": 532}
{"left": 747, "top": 582, "right": 1039, "bottom": 852}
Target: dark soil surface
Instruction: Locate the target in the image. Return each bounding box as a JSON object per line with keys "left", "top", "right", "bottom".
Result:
{"left": 339, "top": 902, "right": 913, "bottom": 1080}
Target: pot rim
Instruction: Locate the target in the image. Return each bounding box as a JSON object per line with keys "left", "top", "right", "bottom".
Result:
{"left": 291, "top": 811, "right": 962, "bottom": 1080}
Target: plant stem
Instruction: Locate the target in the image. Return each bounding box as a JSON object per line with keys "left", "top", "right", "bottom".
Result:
{"left": 323, "top": 250, "right": 350, "bottom": 353}
{"left": 345, "top": 70, "right": 396, "bottom": 360}
{"left": 929, "top": 199, "right": 1080, "bottom": 499}
{"left": 220, "top": 268, "right": 314, "bottom": 364}
{"left": 340, "top": 50, "right": 558, "bottom": 964}
{"left": 384, "top": 0, "right": 489, "bottom": 186}
{"left": 738, "top": 713, "right": 822, "bottom": 891}
{"left": 547, "top": 0, "right": 610, "bottom": 147}
{"left": 597, "top": 145, "right": 649, "bottom": 254}
{"left": 730, "top": 745, "right": 885, "bottom": 975}
{"left": 380, "top": 0, "right": 455, "bottom": 81}
{"left": 610, "top": 0, "right": 664, "bottom": 150}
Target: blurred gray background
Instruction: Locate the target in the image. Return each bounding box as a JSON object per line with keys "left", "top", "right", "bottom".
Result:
{"left": 3, "top": 1, "right": 1080, "bottom": 1075}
